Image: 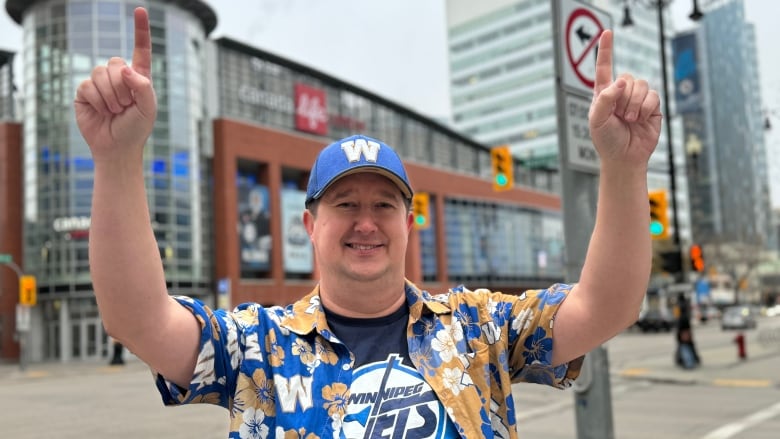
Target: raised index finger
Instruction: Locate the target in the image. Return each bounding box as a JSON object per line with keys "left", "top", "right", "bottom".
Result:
{"left": 594, "top": 29, "right": 614, "bottom": 95}
{"left": 131, "top": 7, "right": 152, "bottom": 80}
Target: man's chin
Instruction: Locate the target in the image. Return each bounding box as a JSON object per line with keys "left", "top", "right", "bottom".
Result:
{"left": 343, "top": 265, "right": 390, "bottom": 283}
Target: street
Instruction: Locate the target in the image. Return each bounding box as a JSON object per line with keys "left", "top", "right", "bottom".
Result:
{"left": 515, "top": 315, "right": 780, "bottom": 438}
{"left": 1, "top": 316, "right": 778, "bottom": 438}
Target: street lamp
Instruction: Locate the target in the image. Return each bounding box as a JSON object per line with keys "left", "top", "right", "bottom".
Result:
{"left": 765, "top": 108, "right": 779, "bottom": 131}
{"left": 688, "top": 0, "right": 704, "bottom": 21}
{"left": 622, "top": 0, "right": 704, "bottom": 278}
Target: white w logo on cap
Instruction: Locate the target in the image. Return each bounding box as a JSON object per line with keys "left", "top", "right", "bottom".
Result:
{"left": 341, "top": 139, "right": 381, "bottom": 163}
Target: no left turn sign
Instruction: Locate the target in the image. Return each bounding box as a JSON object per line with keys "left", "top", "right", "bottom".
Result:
{"left": 558, "top": 0, "right": 612, "bottom": 96}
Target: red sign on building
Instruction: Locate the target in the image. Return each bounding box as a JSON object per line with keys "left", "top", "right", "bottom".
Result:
{"left": 294, "top": 83, "right": 328, "bottom": 135}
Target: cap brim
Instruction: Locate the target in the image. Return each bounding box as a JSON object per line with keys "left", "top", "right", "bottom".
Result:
{"left": 310, "top": 166, "right": 413, "bottom": 203}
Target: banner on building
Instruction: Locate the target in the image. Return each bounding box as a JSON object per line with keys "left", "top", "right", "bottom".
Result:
{"left": 281, "top": 188, "right": 313, "bottom": 273}
{"left": 238, "top": 182, "right": 271, "bottom": 273}
{"left": 672, "top": 32, "right": 702, "bottom": 114}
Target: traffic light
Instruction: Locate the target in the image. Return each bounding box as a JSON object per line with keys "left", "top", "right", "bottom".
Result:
{"left": 490, "top": 145, "right": 514, "bottom": 191}
{"left": 648, "top": 190, "right": 669, "bottom": 240}
{"left": 412, "top": 192, "right": 430, "bottom": 230}
{"left": 689, "top": 244, "right": 704, "bottom": 272}
{"left": 19, "top": 275, "right": 37, "bottom": 306}
{"left": 659, "top": 250, "right": 682, "bottom": 274}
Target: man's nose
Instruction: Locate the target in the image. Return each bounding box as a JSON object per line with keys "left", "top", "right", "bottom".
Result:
{"left": 353, "top": 208, "right": 378, "bottom": 232}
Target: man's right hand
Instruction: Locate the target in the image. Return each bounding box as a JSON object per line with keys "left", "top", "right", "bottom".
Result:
{"left": 74, "top": 7, "right": 156, "bottom": 161}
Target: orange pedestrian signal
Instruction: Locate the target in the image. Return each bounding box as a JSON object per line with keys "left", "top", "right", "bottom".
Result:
{"left": 19, "top": 275, "right": 37, "bottom": 306}
{"left": 689, "top": 244, "right": 704, "bottom": 272}
{"left": 490, "top": 145, "right": 514, "bottom": 191}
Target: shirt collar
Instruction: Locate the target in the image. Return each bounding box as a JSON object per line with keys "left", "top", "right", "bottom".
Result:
{"left": 279, "top": 280, "right": 452, "bottom": 336}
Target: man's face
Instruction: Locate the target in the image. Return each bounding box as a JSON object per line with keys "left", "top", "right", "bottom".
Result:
{"left": 249, "top": 190, "right": 263, "bottom": 215}
{"left": 304, "top": 172, "right": 413, "bottom": 284}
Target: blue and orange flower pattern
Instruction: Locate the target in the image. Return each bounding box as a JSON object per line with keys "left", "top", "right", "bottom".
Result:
{"left": 154, "top": 282, "right": 582, "bottom": 438}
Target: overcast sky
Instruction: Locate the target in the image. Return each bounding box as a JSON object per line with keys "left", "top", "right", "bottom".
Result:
{"left": 1, "top": 0, "right": 777, "bottom": 118}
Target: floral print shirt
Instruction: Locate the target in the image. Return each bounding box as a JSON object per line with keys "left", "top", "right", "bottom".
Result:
{"left": 155, "top": 281, "right": 582, "bottom": 438}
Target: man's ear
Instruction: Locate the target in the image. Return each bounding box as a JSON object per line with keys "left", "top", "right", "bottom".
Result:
{"left": 406, "top": 210, "right": 414, "bottom": 233}
{"left": 303, "top": 209, "right": 315, "bottom": 241}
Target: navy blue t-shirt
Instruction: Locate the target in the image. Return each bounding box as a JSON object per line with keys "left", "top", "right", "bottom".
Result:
{"left": 323, "top": 302, "right": 412, "bottom": 368}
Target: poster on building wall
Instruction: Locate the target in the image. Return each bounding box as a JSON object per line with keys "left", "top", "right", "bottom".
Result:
{"left": 281, "top": 188, "right": 313, "bottom": 273}
{"left": 238, "top": 182, "right": 271, "bottom": 273}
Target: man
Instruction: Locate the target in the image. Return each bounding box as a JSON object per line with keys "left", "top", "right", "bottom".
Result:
{"left": 75, "top": 7, "right": 659, "bottom": 438}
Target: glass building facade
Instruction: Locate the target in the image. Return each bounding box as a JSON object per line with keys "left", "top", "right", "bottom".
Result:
{"left": 9, "top": 0, "right": 216, "bottom": 362}
{"left": 0, "top": 50, "right": 15, "bottom": 120}
{"left": 217, "top": 39, "right": 495, "bottom": 181}
{"left": 448, "top": 0, "right": 560, "bottom": 170}
{"left": 676, "top": 0, "right": 774, "bottom": 251}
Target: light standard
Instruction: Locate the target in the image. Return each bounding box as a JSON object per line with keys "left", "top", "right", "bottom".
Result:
{"left": 765, "top": 108, "right": 779, "bottom": 130}
{"left": 622, "top": 0, "right": 704, "bottom": 280}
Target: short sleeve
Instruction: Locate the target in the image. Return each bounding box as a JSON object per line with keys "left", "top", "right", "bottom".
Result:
{"left": 505, "top": 283, "right": 583, "bottom": 388}
{"left": 154, "top": 296, "right": 241, "bottom": 408}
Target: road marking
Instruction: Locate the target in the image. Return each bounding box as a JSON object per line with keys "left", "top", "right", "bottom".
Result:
{"left": 619, "top": 368, "right": 651, "bottom": 377}
{"left": 24, "top": 370, "right": 50, "bottom": 378}
{"left": 711, "top": 378, "right": 772, "bottom": 388}
{"left": 701, "top": 401, "right": 780, "bottom": 439}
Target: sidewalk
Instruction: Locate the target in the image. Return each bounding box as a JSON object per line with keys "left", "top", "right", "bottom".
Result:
{"left": 616, "top": 330, "right": 780, "bottom": 388}
{"left": 0, "top": 353, "right": 150, "bottom": 382}
{"left": 2, "top": 331, "right": 778, "bottom": 388}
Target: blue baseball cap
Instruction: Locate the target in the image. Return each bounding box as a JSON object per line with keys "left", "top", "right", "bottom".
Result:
{"left": 305, "top": 134, "right": 413, "bottom": 207}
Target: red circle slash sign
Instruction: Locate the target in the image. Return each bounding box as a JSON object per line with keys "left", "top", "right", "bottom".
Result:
{"left": 565, "top": 8, "right": 605, "bottom": 90}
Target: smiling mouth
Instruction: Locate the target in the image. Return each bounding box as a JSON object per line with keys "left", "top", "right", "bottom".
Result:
{"left": 347, "top": 243, "right": 382, "bottom": 250}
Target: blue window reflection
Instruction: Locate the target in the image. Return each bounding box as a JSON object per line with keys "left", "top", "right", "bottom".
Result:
{"left": 73, "top": 156, "right": 94, "bottom": 172}
{"left": 152, "top": 158, "right": 167, "bottom": 174}
{"left": 172, "top": 151, "right": 189, "bottom": 177}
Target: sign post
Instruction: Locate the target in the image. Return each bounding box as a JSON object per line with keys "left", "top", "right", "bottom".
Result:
{"left": 15, "top": 304, "right": 30, "bottom": 371}
{"left": 553, "top": 1, "right": 615, "bottom": 438}
{"left": 1, "top": 254, "right": 34, "bottom": 371}
{"left": 217, "top": 278, "right": 231, "bottom": 310}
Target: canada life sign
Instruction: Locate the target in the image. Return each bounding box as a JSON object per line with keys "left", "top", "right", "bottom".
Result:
{"left": 294, "top": 83, "right": 329, "bottom": 135}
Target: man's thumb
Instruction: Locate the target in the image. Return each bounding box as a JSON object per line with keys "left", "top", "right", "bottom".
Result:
{"left": 121, "top": 66, "right": 156, "bottom": 119}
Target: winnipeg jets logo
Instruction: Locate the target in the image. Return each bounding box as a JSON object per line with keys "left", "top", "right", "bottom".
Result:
{"left": 340, "top": 355, "right": 458, "bottom": 438}
{"left": 341, "top": 138, "right": 381, "bottom": 163}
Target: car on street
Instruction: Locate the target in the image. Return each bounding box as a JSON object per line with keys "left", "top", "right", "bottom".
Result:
{"left": 636, "top": 308, "right": 675, "bottom": 332}
{"left": 720, "top": 305, "right": 758, "bottom": 330}
{"left": 636, "top": 286, "right": 677, "bottom": 332}
{"left": 765, "top": 304, "right": 780, "bottom": 317}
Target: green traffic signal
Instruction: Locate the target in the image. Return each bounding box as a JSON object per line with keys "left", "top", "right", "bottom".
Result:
{"left": 495, "top": 173, "right": 508, "bottom": 187}
{"left": 650, "top": 220, "right": 664, "bottom": 236}
{"left": 415, "top": 215, "right": 427, "bottom": 226}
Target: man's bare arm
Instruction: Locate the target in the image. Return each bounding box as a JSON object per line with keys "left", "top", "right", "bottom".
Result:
{"left": 75, "top": 7, "right": 200, "bottom": 387}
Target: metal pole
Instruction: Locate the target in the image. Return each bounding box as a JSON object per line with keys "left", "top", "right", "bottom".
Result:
{"left": 1, "top": 260, "right": 28, "bottom": 371}
{"left": 656, "top": 1, "right": 684, "bottom": 278}
{"left": 549, "top": 2, "right": 615, "bottom": 437}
